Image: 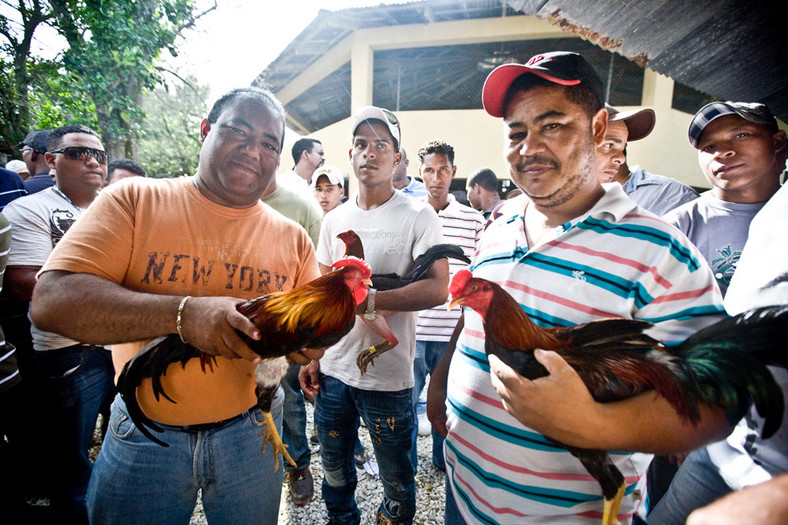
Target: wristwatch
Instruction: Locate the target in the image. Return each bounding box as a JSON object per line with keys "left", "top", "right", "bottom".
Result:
{"left": 364, "top": 287, "right": 378, "bottom": 320}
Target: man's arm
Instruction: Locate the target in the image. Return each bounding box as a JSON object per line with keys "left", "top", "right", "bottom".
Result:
{"left": 488, "top": 350, "right": 732, "bottom": 454}
{"left": 427, "top": 315, "right": 463, "bottom": 437}
{"left": 374, "top": 259, "right": 450, "bottom": 312}
{"left": 5, "top": 266, "right": 39, "bottom": 302}
{"left": 31, "top": 270, "right": 262, "bottom": 362}
{"left": 686, "top": 474, "right": 788, "bottom": 525}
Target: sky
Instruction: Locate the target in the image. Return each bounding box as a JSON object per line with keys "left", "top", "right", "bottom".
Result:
{"left": 164, "top": 0, "right": 403, "bottom": 101}
{"left": 3, "top": 0, "right": 401, "bottom": 100}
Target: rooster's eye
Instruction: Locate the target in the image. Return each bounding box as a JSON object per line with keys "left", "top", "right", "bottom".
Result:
{"left": 470, "top": 285, "right": 478, "bottom": 291}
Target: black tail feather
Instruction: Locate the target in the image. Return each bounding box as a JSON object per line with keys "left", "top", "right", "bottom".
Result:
{"left": 117, "top": 334, "right": 200, "bottom": 447}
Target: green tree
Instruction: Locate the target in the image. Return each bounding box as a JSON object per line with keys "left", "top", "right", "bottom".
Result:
{"left": 1, "top": 1, "right": 215, "bottom": 159}
{"left": 138, "top": 77, "right": 207, "bottom": 178}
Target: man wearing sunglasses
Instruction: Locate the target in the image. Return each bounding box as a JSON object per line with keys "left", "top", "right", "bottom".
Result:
{"left": 3, "top": 123, "right": 111, "bottom": 523}
{"left": 18, "top": 129, "right": 54, "bottom": 194}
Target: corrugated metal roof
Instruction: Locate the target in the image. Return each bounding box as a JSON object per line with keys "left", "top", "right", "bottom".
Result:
{"left": 254, "top": 0, "right": 787, "bottom": 131}
{"left": 503, "top": 0, "right": 787, "bottom": 120}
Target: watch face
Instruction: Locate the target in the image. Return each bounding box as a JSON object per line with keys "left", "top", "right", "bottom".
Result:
{"left": 363, "top": 313, "right": 378, "bottom": 321}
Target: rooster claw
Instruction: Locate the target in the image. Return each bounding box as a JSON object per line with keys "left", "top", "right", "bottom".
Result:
{"left": 356, "top": 340, "right": 398, "bottom": 376}
{"left": 257, "top": 411, "right": 296, "bottom": 471}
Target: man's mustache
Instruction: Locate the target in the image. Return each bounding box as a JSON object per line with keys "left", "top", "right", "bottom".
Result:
{"left": 514, "top": 155, "right": 559, "bottom": 171}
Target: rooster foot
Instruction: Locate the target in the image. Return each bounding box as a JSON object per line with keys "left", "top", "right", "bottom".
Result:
{"left": 257, "top": 410, "right": 296, "bottom": 471}
{"left": 601, "top": 482, "right": 625, "bottom": 525}
{"left": 356, "top": 340, "right": 398, "bottom": 376}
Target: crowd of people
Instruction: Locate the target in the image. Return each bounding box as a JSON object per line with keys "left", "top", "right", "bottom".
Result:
{"left": 0, "top": 47, "right": 785, "bottom": 525}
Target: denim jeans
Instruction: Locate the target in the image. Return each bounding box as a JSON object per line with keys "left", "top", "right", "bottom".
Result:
{"left": 411, "top": 340, "right": 447, "bottom": 470}
{"left": 34, "top": 344, "right": 115, "bottom": 522}
{"left": 315, "top": 374, "right": 416, "bottom": 525}
{"left": 444, "top": 475, "right": 467, "bottom": 525}
{"left": 281, "top": 361, "right": 310, "bottom": 472}
{"left": 87, "top": 389, "right": 285, "bottom": 525}
{"left": 648, "top": 448, "right": 732, "bottom": 525}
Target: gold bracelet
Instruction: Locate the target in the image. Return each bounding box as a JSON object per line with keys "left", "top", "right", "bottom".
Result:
{"left": 176, "top": 296, "right": 191, "bottom": 344}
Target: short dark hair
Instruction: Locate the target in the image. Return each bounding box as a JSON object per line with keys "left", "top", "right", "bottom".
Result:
{"left": 47, "top": 124, "right": 102, "bottom": 151}
{"left": 417, "top": 140, "right": 455, "bottom": 165}
{"left": 503, "top": 74, "right": 602, "bottom": 120}
{"left": 467, "top": 167, "right": 498, "bottom": 192}
{"left": 207, "top": 87, "right": 286, "bottom": 150}
{"left": 291, "top": 138, "right": 321, "bottom": 166}
{"left": 108, "top": 158, "right": 147, "bottom": 178}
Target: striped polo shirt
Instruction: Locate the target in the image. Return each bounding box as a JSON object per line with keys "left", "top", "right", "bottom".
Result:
{"left": 444, "top": 184, "right": 725, "bottom": 524}
{"left": 416, "top": 198, "right": 484, "bottom": 342}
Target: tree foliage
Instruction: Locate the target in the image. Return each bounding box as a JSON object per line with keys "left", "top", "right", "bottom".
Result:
{"left": 138, "top": 78, "right": 206, "bottom": 179}
{"left": 0, "top": 0, "right": 214, "bottom": 163}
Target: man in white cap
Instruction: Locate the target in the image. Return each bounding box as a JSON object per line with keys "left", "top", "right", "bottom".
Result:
{"left": 312, "top": 164, "right": 346, "bottom": 215}
{"left": 596, "top": 104, "right": 698, "bottom": 216}
{"left": 300, "top": 105, "right": 448, "bottom": 525}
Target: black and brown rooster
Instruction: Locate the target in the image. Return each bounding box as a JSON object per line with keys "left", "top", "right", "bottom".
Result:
{"left": 336, "top": 229, "right": 469, "bottom": 374}
{"left": 117, "top": 257, "right": 372, "bottom": 470}
{"left": 448, "top": 269, "right": 788, "bottom": 525}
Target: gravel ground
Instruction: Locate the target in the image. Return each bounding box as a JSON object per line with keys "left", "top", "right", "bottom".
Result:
{"left": 187, "top": 398, "right": 447, "bottom": 524}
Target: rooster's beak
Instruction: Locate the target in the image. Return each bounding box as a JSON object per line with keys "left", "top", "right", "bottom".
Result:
{"left": 448, "top": 296, "right": 464, "bottom": 310}
{"left": 363, "top": 278, "right": 373, "bottom": 286}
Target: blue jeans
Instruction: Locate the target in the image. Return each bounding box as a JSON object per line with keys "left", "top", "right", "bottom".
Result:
{"left": 315, "top": 374, "right": 416, "bottom": 525}
{"left": 87, "top": 390, "right": 286, "bottom": 524}
{"left": 444, "top": 475, "right": 467, "bottom": 524}
{"left": 34, "top": 344, "right": 115, "bottom": 521}
{"left": 648, "top": 448, "right": 732, "bottom": 525}
{"left": 411, "top": 340, "right": 447, "bottom": 470}
{"left": 282, "top": 362, "right": 310, "bottom": 472}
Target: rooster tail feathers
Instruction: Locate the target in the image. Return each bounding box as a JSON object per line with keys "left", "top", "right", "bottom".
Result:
{"left": 404, "top": 244, "right": 471, "bottom": 282}
{"left": 116, "top": 334, "right": 199, "bottom": 447}
{"left": 677, "top": 305, "right": 788, "bottom": 438}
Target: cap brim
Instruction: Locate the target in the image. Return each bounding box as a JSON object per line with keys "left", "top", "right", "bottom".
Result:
{"left": 482, "top": 63, "right": 580, "bottom": 118}
{"left": 609, "top": 107, "right": 656, "bottom": 142}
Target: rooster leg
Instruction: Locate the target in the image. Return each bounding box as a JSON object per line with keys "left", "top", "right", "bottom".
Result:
{"left": 257, "top": 410, "right": 296, "bottom": 471}
{"left": 601, "top": 483, "right": 625, "bottom": 525}
{"left": 356, "top": 339, "right": 398, "bottom": 376}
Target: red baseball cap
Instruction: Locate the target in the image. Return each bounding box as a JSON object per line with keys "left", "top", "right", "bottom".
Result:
{"left": 482, "top": 51, "right": 605, "bottom": 118}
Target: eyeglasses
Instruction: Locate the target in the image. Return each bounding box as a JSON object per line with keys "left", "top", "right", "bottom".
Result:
{"left": 49, "top": 147, "right": 109, "bottom": 164}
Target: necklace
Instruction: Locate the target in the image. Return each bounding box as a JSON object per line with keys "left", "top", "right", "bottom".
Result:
{"left": 51, "top": 186, "right": 82, "bottom": 210}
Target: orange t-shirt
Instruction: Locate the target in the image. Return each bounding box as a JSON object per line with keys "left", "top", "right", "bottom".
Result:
{"left": 41, "top": 176, "right": 320, "bottom": 425}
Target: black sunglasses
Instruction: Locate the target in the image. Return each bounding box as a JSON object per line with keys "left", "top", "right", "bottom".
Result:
{"left": 50, "top": 146, "right": 109, "bottom": 164}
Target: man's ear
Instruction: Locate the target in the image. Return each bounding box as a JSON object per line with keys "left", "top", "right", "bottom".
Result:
{"left": 592, "top": 107, "right": 609, "bottom": 147}
{"left": 772, "top": 130, "right": 787, "bottom": 154}
{"left": 199, "top": 119, "right": 211, "bottom": 142}
{"left": 44, "top": 152, "right": 57, "bottom": 170}
{"left": 451, "top": 165, "right": 457, "bottom": 178}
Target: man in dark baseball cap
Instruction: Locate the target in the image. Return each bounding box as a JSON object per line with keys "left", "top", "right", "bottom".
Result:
{"left": 688, "top": 101, "right": 779, "bottom": 149}
{"left": 432, "top": 50, "right": 729, "bottom": 525}
{"left": 18, "top": 129, "right": 54, "bottom": 194}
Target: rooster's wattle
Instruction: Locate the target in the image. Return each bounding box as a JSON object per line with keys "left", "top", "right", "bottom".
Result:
{"left": 117, "top": 257, "right": 372, "bottom": 470}
{"left": 448, "top": 269, "right": 788, "bottom": 525}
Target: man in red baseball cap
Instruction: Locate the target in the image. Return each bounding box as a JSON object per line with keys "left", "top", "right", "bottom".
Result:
{"left": 428, "top": 51, "right": 729, "bottom": 525}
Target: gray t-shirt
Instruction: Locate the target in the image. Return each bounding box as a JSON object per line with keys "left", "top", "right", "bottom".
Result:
{"left": 664, "top": 191, "right": 766, "bottom": 296}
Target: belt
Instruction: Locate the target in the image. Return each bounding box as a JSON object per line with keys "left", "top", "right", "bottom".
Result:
{"left": 172, "top": 406, "right": 257, "bottom": 433}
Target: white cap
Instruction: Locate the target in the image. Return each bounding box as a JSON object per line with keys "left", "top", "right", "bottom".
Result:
{"left": 311, "top": 165, "right": 344, "bottom": 188}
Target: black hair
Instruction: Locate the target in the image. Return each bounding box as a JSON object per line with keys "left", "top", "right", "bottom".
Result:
{"left": 467, "top": 167, "right": 499, "bottom": 192}
{"left": 502, "top": 74, "right": 602, "bottom": 120}
{"left": 291, "top": 138, "right": 322, "bottom": 166}
{"left": 207, "top": 87, "right": 286, "bottom": 150}
{"left": 47, "top": 124, "right": 101, "bottom": 151}
{"left": 417, "top": 140, "right": 455, "bottom": 165}
{"left": 108, "top": 158, "right": 147, "bottom": 178}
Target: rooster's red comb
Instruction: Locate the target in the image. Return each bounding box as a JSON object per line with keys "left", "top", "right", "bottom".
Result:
{"left": 333, "top": 256, "right": 371, "bottom": 278}
{"left": 450, "top": 269, "right": 473, "bottom": 296}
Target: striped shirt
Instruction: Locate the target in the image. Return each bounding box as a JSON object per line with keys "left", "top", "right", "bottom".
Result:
{"left": 0, "top": 215, "right": 20, "bottom": 393}
{"left": 416, "top": 198, "right": 483, "bottom": 341}
{"left": 445, "top": 184, "right": 725, "bottom": 524}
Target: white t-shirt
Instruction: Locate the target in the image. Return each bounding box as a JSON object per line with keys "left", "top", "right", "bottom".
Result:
{"left": 3, "top": 187, "right": 85, "bottom": 351}
{"left": 316, "top": 190, "right": 443, "bottom": 391}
